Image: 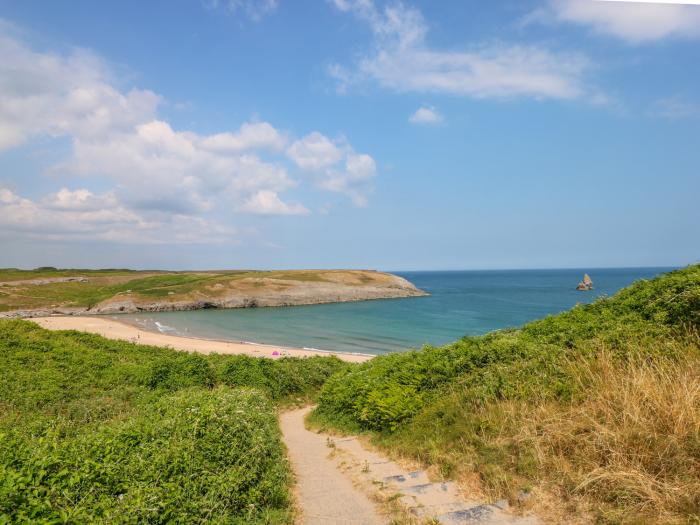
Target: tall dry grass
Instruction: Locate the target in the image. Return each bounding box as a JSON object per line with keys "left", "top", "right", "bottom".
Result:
{"left": 517, "top": 338, "right": 700, "bottom": 523}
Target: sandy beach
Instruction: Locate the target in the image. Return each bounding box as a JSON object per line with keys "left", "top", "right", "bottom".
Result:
{"left": 31, "top": 316, "right": 373, "bottom": 363}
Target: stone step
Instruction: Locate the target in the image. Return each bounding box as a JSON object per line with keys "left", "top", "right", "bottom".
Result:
{"left": 436, "top": 504, "right": 539, "bottom": 525}
{"left": 381, "top": 470, "right": 431, "bottom": 488}
{"left": 399, "top": 481, "right": 461, "bottom": 508}
{"left": 437, "top": 504, "right": 499, "bottom": 524}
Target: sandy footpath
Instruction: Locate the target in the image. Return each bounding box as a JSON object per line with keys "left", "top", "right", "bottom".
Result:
{"left": 30, "top": 316, "right": 373, "bottom": 363}
{"left": 280, "top": 407, "right": 386, "bottom": 524}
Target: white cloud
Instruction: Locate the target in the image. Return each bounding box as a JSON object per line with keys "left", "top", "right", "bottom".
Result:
{"left": 0, "top": 25, "right": 378, "bottom": 242}
{"left": 287, "top": 132, "right": 376, "bottom": 205}
{"left": 199, "top": 121, "right": 287, "bottom": 152}
{"left": 60, "top": 119, "right": 295, "bottom": 214}
{"left": 205, "top": 0, "right": 278, "bottom": 21}
{"left": 0, "top": 30, "right": 160, "bottom": 151}
{"left": 0, "top": 187, "right": 233, "bottom": 243}
{"left": 317, "top": 152, "right": 376, "bottom": 207}
{"left": 528, "top": 0, "right": 700, "bottom": 43}
{"left": 329, "top": 1, "right": 592, "bottom": 100}
{"left": 409, "top": 106, "right": 443, "bottom": 124}
{"left": 287, "top": 132, "right": 344, "bottom": 170}
{"left": 238, "top": 190, "right": 310, "bottom": 215}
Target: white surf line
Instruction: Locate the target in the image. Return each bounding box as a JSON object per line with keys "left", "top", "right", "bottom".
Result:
{"left": 118, "top": 316, "right": 376, "bottom": 359}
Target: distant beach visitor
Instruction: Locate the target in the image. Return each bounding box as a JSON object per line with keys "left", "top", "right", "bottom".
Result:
{"left": 576, "top": 273, "right": 593, "bottom": 291}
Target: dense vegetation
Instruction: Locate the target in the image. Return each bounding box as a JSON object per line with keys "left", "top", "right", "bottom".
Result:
{"left": 313, "top": 265, "right": 700, "bottom": 522}
{"left": 0, "top": 321, "right": 347, "bottom": 523}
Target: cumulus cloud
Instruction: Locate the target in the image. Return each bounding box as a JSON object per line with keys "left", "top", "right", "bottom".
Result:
{"left": 0, "top": 187, "right": 233, "bottom": 243}
{"left": 0, "top": 29, "right": 160, "bottom": 151}
{"left": 59, "top": 119, "right": 296, "bottom": 214}
{"left": 199, "top": 121, "right": 288, "bottom": 152}
{"left": 329, "top": 0, "right": 592, "bottom": 100}
{"left": 319, "top": 153, "right": 376, "bottom": 207}
{"left": 287, "top": 132, "right": 344, "bottom": 170}
{"left": 408, "top": 106, "right": 443, "bottom": 124}
{"left": 238, "top": 190, "right": 310, "bottom": 215}
{"left": 287, "top": 133, "right": 376, "bottom": 205}
{"left": 0, "top": 24, "right": 377, "bottom": 242}
{"left": 527, "top": 0, "right": 700, "bottom": 43}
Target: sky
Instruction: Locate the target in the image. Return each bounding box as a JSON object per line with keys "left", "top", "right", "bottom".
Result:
{"left": 0, "top": 0, "right": 698, "bottom": 271}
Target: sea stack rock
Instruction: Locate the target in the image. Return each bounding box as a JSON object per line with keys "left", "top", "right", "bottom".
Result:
{"left": 576, "top": 273, "right": 593, "bottom": 291}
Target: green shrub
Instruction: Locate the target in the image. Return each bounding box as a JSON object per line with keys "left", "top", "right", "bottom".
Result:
{"left": 142, "top": 353, "right": 216, "bottom": 390}
{"left": 216, "top": 354, "right": 349, "bottom": 401}
{"left": 0, "top": 388, "right": 290, "bottom": 524}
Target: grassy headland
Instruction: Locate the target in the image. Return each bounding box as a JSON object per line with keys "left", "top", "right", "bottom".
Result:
{"left": 0, "top": 320, "right": 348, "bottom": 523}
{"left": 0, "top": 268, "right": 425, "bottom": 315}
{"left": 312, "top": 264, "right": 700, "bottom": 523}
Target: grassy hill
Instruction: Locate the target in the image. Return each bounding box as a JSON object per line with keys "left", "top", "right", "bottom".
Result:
{"left": 0, "top": 268, "right": 424, "bottom": 314}
{"left": 0, "top": 320, "right": 347, "bottom": 523}
{"left": 312, "top": 264, "right": 700, "bottom": 523}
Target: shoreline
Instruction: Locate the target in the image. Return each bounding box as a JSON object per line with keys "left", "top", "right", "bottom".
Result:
{"left": 30, "top": 316, "right": 374, "bottom": 363}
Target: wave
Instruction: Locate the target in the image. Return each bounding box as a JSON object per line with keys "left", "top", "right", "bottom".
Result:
{"left": 154, "top": 321, "right": 177, "bottom": 333}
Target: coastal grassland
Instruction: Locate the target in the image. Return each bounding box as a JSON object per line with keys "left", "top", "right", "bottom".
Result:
{"left": 0, "top": 320, "right": 348, "bottom": 523}
{"left": 0, "top": 268, "right": 398, "bottom": 313}
{"left": 312, "top": 265, "right": 700, "bottom": 523}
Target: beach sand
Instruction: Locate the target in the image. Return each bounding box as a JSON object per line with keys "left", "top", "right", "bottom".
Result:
{"left": 31, "top": 316, "right": 373, "bottom": 363}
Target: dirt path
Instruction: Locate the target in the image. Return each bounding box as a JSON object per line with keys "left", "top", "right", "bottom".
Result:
{"left": 279, "top": 407, "right": 385, "bottom": 524}
{"left": 280, "top": 407, "right": 539, "bottom": 525}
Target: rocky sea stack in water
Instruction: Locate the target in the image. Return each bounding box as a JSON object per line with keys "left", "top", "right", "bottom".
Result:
{"left": 576, "top": 273, "right": 593, "bottom": 291}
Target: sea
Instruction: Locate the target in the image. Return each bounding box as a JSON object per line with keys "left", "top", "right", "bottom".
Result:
{"left": 119, "top": 267, "right": 674, "bottom": 356}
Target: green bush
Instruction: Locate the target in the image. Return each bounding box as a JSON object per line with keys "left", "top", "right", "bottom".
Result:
{"left": 216, "top": 354, "right": 349, "bottom": 401}
{"left": 142, "top": 353, "right": 216, "bottom": 390}
{"left": 1, "top": 388, "right": 290, "bottom": 524}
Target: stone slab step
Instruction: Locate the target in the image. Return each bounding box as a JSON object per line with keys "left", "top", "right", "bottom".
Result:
{"left": 399, "top": 481, "right": 461, "bottom": 508}
{"left": 381, "top": 470, "right": 431, "bottom": 488}
{"left": 437, "top": 504, "right": 539, "bottom": 525}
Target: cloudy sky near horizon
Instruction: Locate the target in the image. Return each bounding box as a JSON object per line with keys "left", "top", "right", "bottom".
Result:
{"left": 0, "top": 0, "right": 698, "bottom": 270}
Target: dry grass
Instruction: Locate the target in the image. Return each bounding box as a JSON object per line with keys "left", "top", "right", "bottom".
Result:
{"left": 510, "top": 338, "right": 700, "bottom": 523}
{"left": 378, "top": 337, "right": 700, "bottom": 523}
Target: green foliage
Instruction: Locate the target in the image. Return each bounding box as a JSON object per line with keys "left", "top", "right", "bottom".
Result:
{"left": 0, "top": 319, "right": 346, "bottom": 523}
{"left": 316, "top": 264, "right": 700, "bottom": 432}
{"left": 216, "top": 354, "right": 349, "bottom": 401}
{"left": 143, "top": 353, "right": 216, "bottom": 390}
{"left": 1, "top": 388, "right": 289, "bottom": 524}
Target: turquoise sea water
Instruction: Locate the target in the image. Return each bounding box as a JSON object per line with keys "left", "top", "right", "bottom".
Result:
{"left": 120, "top": 267, "right": 674, "bottom": 355}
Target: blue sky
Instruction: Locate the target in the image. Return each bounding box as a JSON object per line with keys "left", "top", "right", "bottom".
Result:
{"left": 0, "top": 0, "right": 698, "bottom": 270}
